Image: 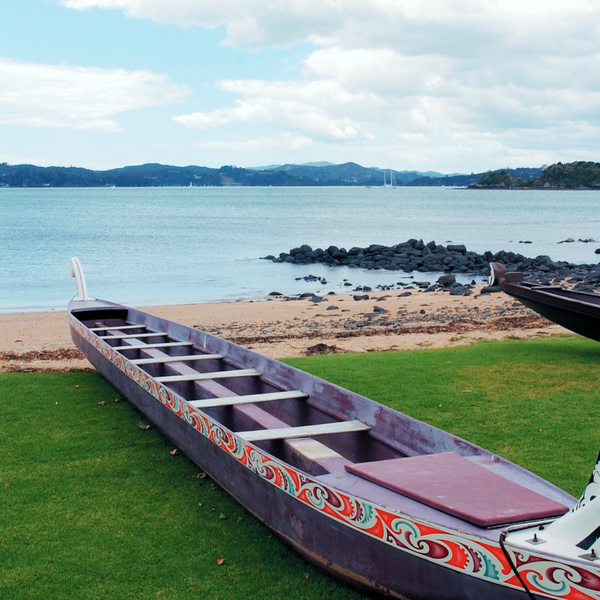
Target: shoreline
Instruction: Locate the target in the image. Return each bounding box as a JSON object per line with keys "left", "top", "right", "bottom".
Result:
{"left": 0, "top": 286, "right": 568, "bottom": 372}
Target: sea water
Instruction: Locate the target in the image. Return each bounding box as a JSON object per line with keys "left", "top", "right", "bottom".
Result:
{"left": 1, "top": 186, "right": 599, "bottom": 312}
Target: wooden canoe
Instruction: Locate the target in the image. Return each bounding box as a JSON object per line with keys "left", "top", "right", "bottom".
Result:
{"left": 490, "top": 262, "right": 600, "bottom": 342}
{"left": 68, "top": 258, "right": 600, "bottom": 600}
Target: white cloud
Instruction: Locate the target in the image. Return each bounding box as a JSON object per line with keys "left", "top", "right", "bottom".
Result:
{"left": 197, "top": 133, "right": 314, "bottom": 152}
{"left": 60, "top": 0, "right": 599, "bottom": 50}
{"left": 60, "top": 0, "right": 600, "bottom": 168}
{"left": 0, "top": 58, "right": 190, "bottom": 130}
{"left": 173, "top": 80, "right": 377, "bottom": 141}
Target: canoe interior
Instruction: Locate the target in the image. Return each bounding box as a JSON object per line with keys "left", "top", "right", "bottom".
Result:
{"left": 72, "top": 307, "right": 403, "bottom": 470}
{"left": 70, "top": 304, "right": 573, "bottom": 530}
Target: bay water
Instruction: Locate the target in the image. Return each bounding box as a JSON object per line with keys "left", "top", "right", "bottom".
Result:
{"left": 1, "top": 186, "right": 599, "bottom": 312}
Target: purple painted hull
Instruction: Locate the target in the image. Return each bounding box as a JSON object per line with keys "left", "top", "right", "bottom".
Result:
{"left": 69, "top": 298, "right": 588, "bottom": 600}
{"left": 490, "top": 262, "right": 600, "bottom": 342}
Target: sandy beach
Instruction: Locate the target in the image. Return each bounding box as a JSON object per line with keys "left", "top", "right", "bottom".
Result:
{"left": 0, "top": 285, "right": 568, "bottom": 372}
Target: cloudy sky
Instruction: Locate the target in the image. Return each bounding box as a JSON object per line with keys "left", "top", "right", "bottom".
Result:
{"left": 2, "top": 0, "right": 599, "bottom": 172}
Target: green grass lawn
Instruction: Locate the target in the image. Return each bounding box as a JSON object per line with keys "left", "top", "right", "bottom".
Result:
{"left": 1, "top": 335, "right": 599, "bottom": 599}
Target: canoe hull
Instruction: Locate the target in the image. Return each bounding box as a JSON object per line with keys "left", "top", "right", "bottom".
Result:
{"left": 71, "top": 297, "right": 597, "bottom": 600}
{"left": 490, "top": 262, "right": 600, "bottom": 342}
{"left": 71, "top": 323, "right": 538, "bottom": 600}
{"left": 511, "top": 292, "right": 600, "bottom": 341}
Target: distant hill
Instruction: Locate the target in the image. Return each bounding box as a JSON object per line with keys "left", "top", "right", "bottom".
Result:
{"left": 408, "top": 167, "right": 543, "bottom": 188}
{"left": 248, "top": 161, "right": 336, "bottom": 170}
{"left": 0, "top": 160, "right": 550, "bottom": 188}
{"left": 263, "top": 162, "right": 447, "bottom": 185}
{"left": 0, "top": 162, "right": 315, "bottom": 188}
{"left": 0, "top": 161, "right": 438, "bottom": 187}
{"left": 469, "top": 162, "right": 600, "bottom": 189}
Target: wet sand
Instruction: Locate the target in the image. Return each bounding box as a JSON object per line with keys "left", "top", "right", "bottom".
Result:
{"left": 0, "top": 286, "right": 568, "bottom": 372}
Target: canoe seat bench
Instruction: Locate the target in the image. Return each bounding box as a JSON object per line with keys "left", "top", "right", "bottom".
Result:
{"left": 346, "top": 452, "right": 569, "bottom": 528}
{"left": 238, "top": 420, "right": 370, "bottom": 442}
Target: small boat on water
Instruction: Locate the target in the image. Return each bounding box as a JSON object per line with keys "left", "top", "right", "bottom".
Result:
{"left": 381, "top": 170, "right": 397, "bottom": 188}
{"left": 68, "top": 257, "right": 600, "bottom": 600}
{"left": 490, "top": 262, "right": 600, "bottom": 342}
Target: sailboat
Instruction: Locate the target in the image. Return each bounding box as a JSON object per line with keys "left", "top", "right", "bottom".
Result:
{"left": 381, "top": 170, "right": 397, "bottom": 188}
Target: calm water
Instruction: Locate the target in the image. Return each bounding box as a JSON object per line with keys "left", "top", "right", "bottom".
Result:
{"left": 1, "top": 186, "right": 599, "bottom": 312}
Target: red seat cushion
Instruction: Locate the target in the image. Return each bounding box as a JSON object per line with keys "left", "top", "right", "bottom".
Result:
{"left": 346, "top": 452, "right": 569, "bottom": 528}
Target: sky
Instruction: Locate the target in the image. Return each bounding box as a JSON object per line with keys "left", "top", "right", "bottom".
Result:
{"left": 1, "top": 0, "right": 600, "bottom": 173}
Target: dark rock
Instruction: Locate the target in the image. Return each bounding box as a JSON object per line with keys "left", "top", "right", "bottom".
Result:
{"left": 480, "top": 286, "right": 501, "bottom": 294}
{"left": 268, "top": 291, "right": 283, "bottom": 296}
{"left": 437, "top": 274, "right": 455, "bottom": 286}
{"left": 305, "top": 343, "right": 340, "bottom": 355}
{"left": 574, "top": 283, "right": 595, "bottom": 292}
{"left": 398, "top": 291, "right": 412, "bottom": 297}
{"left": 353, "top": 294, "right": 370, "bottom": 301}
{"left": 449, "top": 285, "right": 471, "bottom": 296}
{"left": 265, "top": 240, "right": 595, "bottom": 286}
{"left": 327, "top": 305, "right": 339, "bottom": 310}
{"left": 373, "top": 306, "right": 388, "bottom": 314}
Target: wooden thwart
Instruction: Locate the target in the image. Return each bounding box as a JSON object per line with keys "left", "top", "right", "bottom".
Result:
{"left": 131, "top": 353, "right": 224, "bottom": 365}
{"left": 90, "top": 324, "right": 144, "bottom": 332}
{"left": 155, "top": 368, "right": 260, "bottom": 383}
{"left": 101, "top": 332, "right": 167, "bottom": 340}
{"left": 114, "top": 341, "right": 194, "bottom": 350}
{"left": 188, "top": 390, "right": 307, "bottom": 409}
{"left": 239, "top": 420, "right": 370, "bottom": 442}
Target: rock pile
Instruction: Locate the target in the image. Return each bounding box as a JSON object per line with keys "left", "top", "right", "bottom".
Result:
{"left": 263, "top": 239, "right": 600, "bottom": 291}
{"left": 264, "top": 240, "right": 489, "bottom": 274}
